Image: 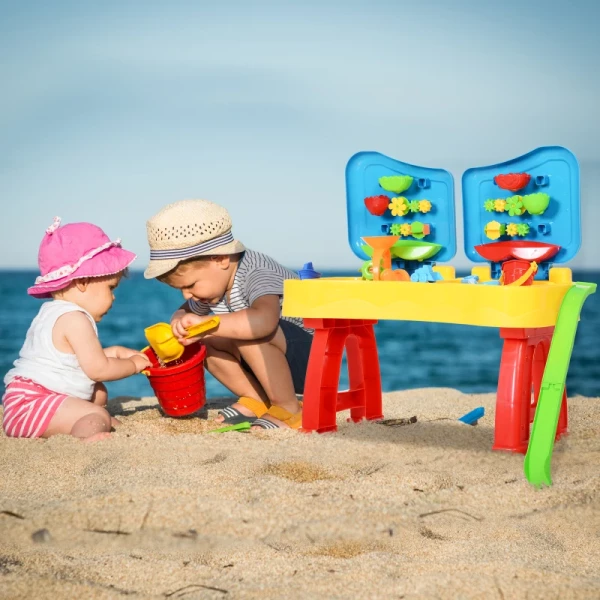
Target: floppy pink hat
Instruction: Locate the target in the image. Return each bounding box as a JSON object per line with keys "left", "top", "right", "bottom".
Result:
{"left": 27, "top": 217, "right": 137, "bottom": 299}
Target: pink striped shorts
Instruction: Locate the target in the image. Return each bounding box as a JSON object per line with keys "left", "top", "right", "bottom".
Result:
{"left": 2, "top": 377, "right": 67, "bottom": 438}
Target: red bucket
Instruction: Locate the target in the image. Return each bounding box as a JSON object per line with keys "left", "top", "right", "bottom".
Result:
{"left": 501, "top": 259, "right": 535, "bottom": 286}
{"left": 143, "top": 344, "right": 207, "bottom": 417}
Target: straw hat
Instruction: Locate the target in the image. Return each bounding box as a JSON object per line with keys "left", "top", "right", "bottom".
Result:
{"left": 144, "top": 199, "right": 245, "bottom": 279}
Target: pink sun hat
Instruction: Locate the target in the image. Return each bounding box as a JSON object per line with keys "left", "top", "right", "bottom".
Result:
{"left": 27, "top": 217, "right": 137, "bottom": 299}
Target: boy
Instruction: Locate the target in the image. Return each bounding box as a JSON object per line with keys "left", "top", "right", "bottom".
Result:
{"left": 144, "top": 199, "right": 313, "bottom": 429}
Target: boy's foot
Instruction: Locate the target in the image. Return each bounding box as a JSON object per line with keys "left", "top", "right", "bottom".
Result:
{"left": 251, "top": 404, "right": 303, "bottom": 430}
{"left": 215, "top": 396, "right": 269, "bottom": 424}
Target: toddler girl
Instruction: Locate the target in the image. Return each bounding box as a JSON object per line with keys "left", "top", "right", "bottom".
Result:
{"left": 2, "top": 217, "right": 151, "bottom": 442}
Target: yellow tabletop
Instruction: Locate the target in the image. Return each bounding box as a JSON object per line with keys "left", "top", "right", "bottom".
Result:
{"left": 283, "top": 277, "right": 573, "bottom": 329}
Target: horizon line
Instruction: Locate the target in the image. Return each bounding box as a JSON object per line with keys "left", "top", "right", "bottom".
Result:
{"left": 1, "top": 265, "right": 599, "bottom": 273}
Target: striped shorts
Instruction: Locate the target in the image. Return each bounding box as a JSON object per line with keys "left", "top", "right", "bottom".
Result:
{"left": 2, "top": 377, "right": 67, "bottom": 438}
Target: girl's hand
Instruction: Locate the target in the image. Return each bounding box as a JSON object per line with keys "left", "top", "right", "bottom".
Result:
{"left": 129, "top": 354, "right": 152, "bottom": 373}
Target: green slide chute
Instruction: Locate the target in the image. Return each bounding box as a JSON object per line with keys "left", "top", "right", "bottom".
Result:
{"left": 524, "top": 282, "right": 597, "bottom": 487}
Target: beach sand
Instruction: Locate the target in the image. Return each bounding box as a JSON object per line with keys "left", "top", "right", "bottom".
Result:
{"left": 1, "top": 389, "right": 599, "bottom": 599}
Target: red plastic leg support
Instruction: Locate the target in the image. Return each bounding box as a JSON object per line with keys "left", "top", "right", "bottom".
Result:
{"left": 301, "top": 319, "right": 383, "bottom": 433}
{"left": 345, "top": 335, "right": 365, "bottom": 423}
{"left": 494, "top": 327, "right": 568, "bottom": 453}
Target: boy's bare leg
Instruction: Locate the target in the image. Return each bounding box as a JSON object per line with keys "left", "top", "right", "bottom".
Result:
{"left": 204, "top": 337, "right": 271, "bottom": 422}
{"left": 43, "top": 396, "right": 112, "bottom": 442}
{"left": 91, "top": 382, "right": 120, "bottom": 428}
{"left": 237, "top": 327, "right": 301, "bottom": 428}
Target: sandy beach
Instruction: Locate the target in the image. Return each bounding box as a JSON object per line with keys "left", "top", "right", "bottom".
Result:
{"left": 1, "top": 388, "right": 599, "bottom": 599}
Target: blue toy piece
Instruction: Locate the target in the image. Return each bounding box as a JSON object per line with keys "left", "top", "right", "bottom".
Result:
{"left": 298, "top": 262, "right": 321, "bottom": 280}
{"left": 458, "top": 407, "right": 485, "bottom": 426}
{"left": 410, "top": 265, "right": 443, "bottom": 283}
{"left": 462, "top": 146, "right": 581, "bottom": 279}
{"left": 461, "top": 275, "right": 479, "bottom": 284}
{"left": 345, "top": 152, "right": 456, "bottom": 263}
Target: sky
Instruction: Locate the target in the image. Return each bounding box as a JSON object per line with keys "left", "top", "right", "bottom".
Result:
{"left": 1, "top": 0, "right": 599, "bottom": 271}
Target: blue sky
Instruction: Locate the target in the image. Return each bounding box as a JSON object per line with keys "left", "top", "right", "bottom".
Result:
{"left": 1, "top": 0, "right": 599, "bottom": 270}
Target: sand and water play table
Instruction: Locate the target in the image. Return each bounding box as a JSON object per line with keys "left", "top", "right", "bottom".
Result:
{"left": 283, "top": 147, "right": 596, "bottom": 485}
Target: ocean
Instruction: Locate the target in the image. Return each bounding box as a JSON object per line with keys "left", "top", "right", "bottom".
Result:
{"left": 1, "top": 270, "right": 598, "bottom": 400}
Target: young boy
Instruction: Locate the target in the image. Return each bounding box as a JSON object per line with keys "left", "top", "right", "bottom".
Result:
{"left": 144, "top": 199, "right": 313, "bottom": 429}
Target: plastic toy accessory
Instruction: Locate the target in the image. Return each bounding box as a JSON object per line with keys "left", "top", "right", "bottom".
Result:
{"left": 484, "top": 221, "right": 505, "bottom": 240}
{"left": 474, "top": 241, "right": 560, "bottom": 263}
{"left": 494, "top": 173, "right": 531, "bottom": 192}
{"left": 524, "top": 282, "right": 597, "bottom": 486}
{"left": 361, "top": 236, "right": 397, "bottom": 281}
{"left": 210, "top": 422, "right": 252, "bottom": 433}
{"left": 522, "top": 193, "right": 550, "bottom": 215}
{"left": 419, "top": 200, "right": 432, "bottom": 213}
{"left": 388, "top": 197, "right": 409, "bottom": 216}
{"left": 142, "top": 344, "right": 208, "bottom": 417}
{"left": 379, "top": 175, "right": 413, "bottom": 194}
{"left": 505, "top": 195, "right": 525, "bottom": 216}
{"left": 144, "top": 317, "right": 220, "bottom": 363}
{"left": 458, "top": 407, "right": 485, "bottom": 425}
{"left": 461, "top": 275, "right": 479, "bottom": 284}
{"left": 500, "top": 260, "right": 537, "bottom": 286}
{"left": 410, "top": 265, "right": 443, "bottom": 282}
{"left": 298, "top": 262, "right": 321, "bottom": 279}
{"left": 364, "top": 195, "right": 389, "bottom": 216}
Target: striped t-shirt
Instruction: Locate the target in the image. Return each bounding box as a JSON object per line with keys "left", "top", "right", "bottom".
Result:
{"left": 187, "top": 249, "right": 311, "bottom": 332}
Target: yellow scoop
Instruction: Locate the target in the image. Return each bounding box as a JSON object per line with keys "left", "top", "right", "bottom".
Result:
{"left": 144, "top": 317, "right": 220, "bottom": 363}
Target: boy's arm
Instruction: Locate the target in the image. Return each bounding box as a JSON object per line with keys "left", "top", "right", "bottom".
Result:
{"left": 218, "top": 295, "right": 280, "bottom": 340}
{"left": 178, "top": 295, "right": 280, "bottom": 342}
{"left": 211, "top": 263, "right": 284, "bottom": 340}
{"left": 57, "top": 312, "right": 150, "bottom": 381}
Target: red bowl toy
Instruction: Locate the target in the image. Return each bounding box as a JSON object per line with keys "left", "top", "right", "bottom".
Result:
{"left": 474, "top": 241, "right": 560, "bottom": 263}
{"left": 494, "top": 172, "right": 531, "bottom": 192}
{"left": 143, "top": 344, "right": 207, "bottom": 417}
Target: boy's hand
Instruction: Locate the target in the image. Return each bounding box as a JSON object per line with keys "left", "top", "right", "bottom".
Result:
{"left": 170, "top": 309, "right": 190, "bottom": 340}
{"left": 172, "top": 313, "right": 215, "bottom": 345}
{"left": 129, "top": 354, "right": 152, "bottom": 373}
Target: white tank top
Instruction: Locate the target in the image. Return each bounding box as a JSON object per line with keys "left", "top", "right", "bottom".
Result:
{"left": 5, "top": 300, "right": 97, "bottom": 400}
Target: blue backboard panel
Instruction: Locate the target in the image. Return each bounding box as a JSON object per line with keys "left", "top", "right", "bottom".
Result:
{"left": 346, "top": 152, "right": 456, "bottom": 262}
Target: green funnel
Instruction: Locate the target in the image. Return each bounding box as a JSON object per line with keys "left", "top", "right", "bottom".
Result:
{"left": 362, "top": 240, "right": 442, "bottom": 261}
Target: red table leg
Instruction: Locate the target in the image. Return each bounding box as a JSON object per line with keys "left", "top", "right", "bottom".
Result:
{"left": 301, "top": 319, "right": 383, "bottom": 433}
{"left": 495, "top": 327, "right": 568, "bottom": 453}
{"left": 299, "top": 317, "right": 571, "bottom": 450}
